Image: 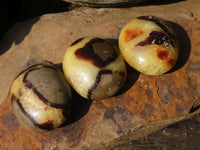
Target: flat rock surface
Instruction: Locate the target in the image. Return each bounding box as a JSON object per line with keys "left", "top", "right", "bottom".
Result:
{"left": 0, "top": 0, "right": 200, "bottom": 149}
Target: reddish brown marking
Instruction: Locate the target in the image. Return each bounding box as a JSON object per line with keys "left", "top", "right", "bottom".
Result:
{"left": 23, "top": 67, "right": 69, "bottom": 109}
{"left": 88, "top": 69, "right": 112, "bottom": 100}
{"left": 75, "top": 38, "right": 118, "bottom": 68}
{"left": 156, "top": 48, "right": 169, "bottom": 60}
{"left": 125, "top": 29, "right": 143, "bottom": 42}
{"left": 11, "top": 94, "right": 15, "bottom": 103}
{"left": 136, "top": 31, "right": 173, "bottom": 47}
{"left": 137, "top": 16, "right": 176, "bottom": 42}
{"left": 167, "top": 59, "right": 176, "bottom": 66}
{"left": 40, "top": 120, "right": 54, "bottom": 130}
{"left": 12, "top": 95, "right": 55, "bottom": 130}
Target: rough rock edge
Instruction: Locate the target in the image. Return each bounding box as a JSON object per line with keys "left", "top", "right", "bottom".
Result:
{"left": 62, "top": 0, "right": 148, "bottom": 7}
{"left": 90, "top": 108, "right": 200, "bottom": 150}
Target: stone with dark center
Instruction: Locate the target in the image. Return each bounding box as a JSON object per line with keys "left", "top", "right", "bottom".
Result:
{"left": 63, "top": 37, "right": 127, "bottom": 100}
{"left": 10, "top": 63, "right": 72, "bottom": 132}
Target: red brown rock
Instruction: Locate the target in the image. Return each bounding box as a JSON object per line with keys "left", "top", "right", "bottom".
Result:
{"left": 0, "top": 0, "right": 200, "bottom": 149}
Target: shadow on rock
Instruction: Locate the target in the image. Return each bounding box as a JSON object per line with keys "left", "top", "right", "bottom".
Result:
{"left": 0, "top": 0, "right": 71, "bottom": 55}
{"left": 167, "top": 21, "right": 191, "bottom": 73}
{"left": 0, "top": 18, "right": 39, "bottom": 55}
{"left": 53, "top": 63, "right": 92, "bottom": 127}
{"left": 119, "top": 63, "right": 140, "bottom": 94}
{"left": 61, "top": 89, "right": 92, "bottom": 126}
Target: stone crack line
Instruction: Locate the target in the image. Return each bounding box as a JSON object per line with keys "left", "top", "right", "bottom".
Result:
{"left": 155, "top": 76, "right": 161, "bottom": 99}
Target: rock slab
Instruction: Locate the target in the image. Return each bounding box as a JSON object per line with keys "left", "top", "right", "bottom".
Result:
{"left": 0, "top": 0, "right": 200, "bottom": 149}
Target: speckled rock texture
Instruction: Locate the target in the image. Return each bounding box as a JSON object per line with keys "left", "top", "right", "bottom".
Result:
{"left": 0, "top": 0, "right": 200, "bottom": 149}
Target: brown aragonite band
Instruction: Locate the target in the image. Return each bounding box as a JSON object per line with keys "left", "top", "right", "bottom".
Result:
{"left": 12, "top": 95, "right": 54, "bottom": 130}
{"left": 88, "top": 69, "right": 113, "bottom": 100}
{"left": 75, "top": 38, "right": 118, "bottom": 68}
{"left": 22, "top": 67, "right": 70, "bottom": 109}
